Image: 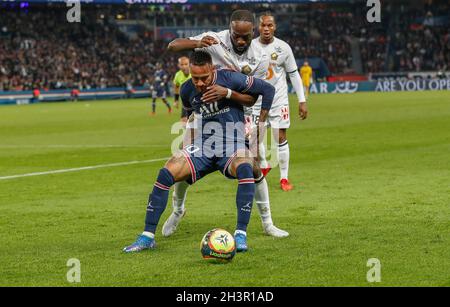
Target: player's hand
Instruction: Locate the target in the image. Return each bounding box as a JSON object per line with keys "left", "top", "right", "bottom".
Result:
{"left": 299, "top": 102, "right": 308, "bottom": 120}
{"left": 201, "top": 85, "right": 228, "bottom": 103}
{"left": 197, "top": 36, "right": 218, "bottom": 48}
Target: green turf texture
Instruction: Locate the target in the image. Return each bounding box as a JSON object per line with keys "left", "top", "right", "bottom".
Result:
{"left": 0, "top": 91, "right": 449, "bottom": 286}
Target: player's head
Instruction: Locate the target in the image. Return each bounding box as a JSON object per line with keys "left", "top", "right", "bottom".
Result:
{"left": 178, "top": 56, "right": 190, "bottom": 75}
{"left": 155, "top": 62, "right": 162, "bottom": 70}
{"left": 303, "top": 61, "right": 309, "bottom": 66}
{"left": 229, "top": 10, "right": 255, "bottom": 55}
{"left": 189, "top": 51, "right": 215, "bottom": 93}
{"left": 259, "top": 12, "right": 276, "bottom": 43}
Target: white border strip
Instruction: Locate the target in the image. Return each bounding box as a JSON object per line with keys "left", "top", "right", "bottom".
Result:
{"left": 0, "top": 157, "right": 169, "bottom": 181}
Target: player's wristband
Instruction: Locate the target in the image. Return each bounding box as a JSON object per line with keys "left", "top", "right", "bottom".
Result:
{"left": 226, "top": 88, "right": 232, "bottom": 99}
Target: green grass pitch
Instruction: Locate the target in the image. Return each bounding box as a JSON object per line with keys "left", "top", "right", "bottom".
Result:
{"left": 0, "top": 91, "right": 449, "bottom": 286}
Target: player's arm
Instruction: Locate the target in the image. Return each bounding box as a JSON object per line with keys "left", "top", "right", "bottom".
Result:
{"left": 201, "top": 86, "right": 257, "bottom": 107}
{"left": 180, "top": 83, "right": 198, "bottom": 146}
{"left": 285, "top": 45, "right": 308, "bottom": 120}
{"left": 173, "top": 76, "right": 180, "bottom": 107}
{"left": 167, "top": 34, "right": 218, "bottom": 52}
{"left": 288, "top": 71, "right": 307, "bottom": 120}
{"left": 243, "top": 76, "right": 274, "bottom": 124}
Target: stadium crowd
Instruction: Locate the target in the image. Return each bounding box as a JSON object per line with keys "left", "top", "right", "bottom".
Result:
{"left": 0, "top": 1, "right": 448, "bottom": 92}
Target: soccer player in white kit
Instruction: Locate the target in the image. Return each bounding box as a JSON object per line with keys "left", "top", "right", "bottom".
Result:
{"left": 253, "top": 12, "right": 308, "bottom": 191}
{"left": 165, "top": 10, "right": 289, "bottom": 238}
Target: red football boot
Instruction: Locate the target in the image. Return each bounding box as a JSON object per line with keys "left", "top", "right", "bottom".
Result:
{"left": 280, "top": 179, "right": 293, "bottom": 191}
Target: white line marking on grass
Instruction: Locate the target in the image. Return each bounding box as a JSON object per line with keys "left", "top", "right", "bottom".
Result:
{"left": 0, "top": 145, "right": 167, "bottom": 149}
{"left": 0, "top": 158, "right": 169, "bottom": 181}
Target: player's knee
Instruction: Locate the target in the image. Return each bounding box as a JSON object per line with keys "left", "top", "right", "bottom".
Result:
{"left": 236, "top": 162, "right": 253, "bottom": 180}
{"left": 278, "top": 129, "right": 287, "bottom": 143}
{"left": 156, "top": 167, "right": 175, "bottom": 187}
{"left": 252, "top": 160, "right": 262, "bottom": 178}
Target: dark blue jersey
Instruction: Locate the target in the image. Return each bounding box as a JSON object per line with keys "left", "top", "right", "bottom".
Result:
{"left": 180, "top": 69, "right": 274, "bottom": 145}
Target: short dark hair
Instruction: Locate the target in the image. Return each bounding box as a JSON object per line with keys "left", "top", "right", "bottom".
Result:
{"left": 230, "top": 10, "right": 255, "bottom": 25}
{"left": 259, "top": 11, "right": 275, "bottom": 22}
{"left": 189, "top": 50, "right": 212, "bottom": 66}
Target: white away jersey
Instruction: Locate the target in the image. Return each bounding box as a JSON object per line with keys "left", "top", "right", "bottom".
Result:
{"left": 189, "top": 30, "right": 269, "bottom": 80}
{"left": 253, "top": 37, "right": 298, "bottom": 105}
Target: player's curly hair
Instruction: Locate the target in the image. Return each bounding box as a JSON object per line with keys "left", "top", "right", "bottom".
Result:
{"left": 259, "top": 11, "right": 275, "bottom": 21}
{"left": 230, "top": 10, "right": 255, "bottom": 25}
{"left": 189, "top": 50, "right": 212, "bottom": 66}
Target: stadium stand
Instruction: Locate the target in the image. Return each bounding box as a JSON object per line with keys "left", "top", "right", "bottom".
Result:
{"left": 0, "top": 1, "right": 448, "bottom": 92}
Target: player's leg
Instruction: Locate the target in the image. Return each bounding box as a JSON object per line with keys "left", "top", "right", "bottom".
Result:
{"left": 162, "top": 90, "right": 171, "bottom": 113}
{"left": 162, "top": 121, "right": 195, "bottom": 237}
{"left": 252, "top": 159, "right": 289, "bottom": 238}
{"left": 151, "top": 91, "right": 157, "bottom": 115}
{"left": 228, "top": 155, "right": 256, "bottom": 252}
{"left": 247, "top": 111, "right": 289, "bottom": 237}
{"left": 278, "top": 128, "right": 292, "bottom": 191}
{"left": 123, "top": 152, "right": 191, "bottom": 253}
{"left": 270, "top": 102, "right": 292, "bottom": 191}
{"left": 250, "top": 108, "right": 271, "bottom": 175}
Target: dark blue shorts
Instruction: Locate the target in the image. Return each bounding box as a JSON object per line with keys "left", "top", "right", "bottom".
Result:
{"left": 152, "top": 88, "right": 167, "bottom": 99}
{"left": 180, "top": 143, "right": 247, "bottom": 184}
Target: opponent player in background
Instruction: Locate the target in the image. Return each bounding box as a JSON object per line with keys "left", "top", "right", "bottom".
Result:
{"left": 151, "top": 62, "right": 172, "bottom": 115}
{"left": 173, "top": 56, "right": 192, "bottom": 125}
{"left": 300, "top": 61, "right": 313, "bottom": 99}
{"left": 123, "top": 51, "right": 275, "bottom": 253}
{"left": 166, "top": 9, "right": 289, "bottom": 238}
{"left": 253, "top": 12, "right": 308, "bottom": 191}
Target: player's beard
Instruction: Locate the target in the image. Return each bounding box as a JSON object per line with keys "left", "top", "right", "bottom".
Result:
{"left": 232, "top": 41, "right": 250, "bottom": 55}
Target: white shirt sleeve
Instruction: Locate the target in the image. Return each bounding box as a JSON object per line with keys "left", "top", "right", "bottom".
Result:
{"left": 288, "top": 71, "right": 306, "bottom": 103}
{"left": 284, "top": 44, "right": 299, "bottom": 74}
{"left": 189, "top": 31, "right": 215, "bottom": 41}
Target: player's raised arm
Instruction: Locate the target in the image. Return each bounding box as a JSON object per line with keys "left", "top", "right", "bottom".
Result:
{"left": 167, "top": 36, "right": 218, "bottom": 52}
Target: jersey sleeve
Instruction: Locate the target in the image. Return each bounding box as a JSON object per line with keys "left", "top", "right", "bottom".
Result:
{"left": 227, "top": 72, "right": 274, "bottom": 111}
{"left": 180, "top": 82, "right": 193, "bottom": 112}
{"left": 284, "top": 44, "right": 298, "bottom": 74}
{"left": 189, "top": 32, "right": 220, "bottom": 53}
{"left": 188, "top": 31, "right": 215, "bottom": 41}
{"left": 173, "top": 72, "right": 179, "bottom": 86}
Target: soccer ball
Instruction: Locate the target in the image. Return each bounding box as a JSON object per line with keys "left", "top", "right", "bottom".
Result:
{"left": 200, "top": 228, "right": 236, "bottom": 262}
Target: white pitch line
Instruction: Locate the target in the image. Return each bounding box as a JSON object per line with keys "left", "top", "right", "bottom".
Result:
{"left": 0, "top": 145, "right": 167, "bottom": 149}
{"left": 0, "top": 157, "right": 169, "bottom": 181}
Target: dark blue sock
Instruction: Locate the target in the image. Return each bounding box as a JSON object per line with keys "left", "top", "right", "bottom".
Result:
{"left": 235, "top": 163, "right": 255, "bottom": 232}
{"left": 144, "top": 168, "right": 175, "bottom": 234}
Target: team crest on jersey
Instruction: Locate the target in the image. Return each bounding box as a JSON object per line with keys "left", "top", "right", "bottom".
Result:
{"left": 241, "top": 65, "right": 252, "bottom": 75}
{"left": 271, "top": 52, "right": 278, "bottom": 61}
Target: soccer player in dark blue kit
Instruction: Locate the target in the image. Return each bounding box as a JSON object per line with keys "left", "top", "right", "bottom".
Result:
{"left": 151, "top": 62, "right": 172, "bottom": 115}
{"left": 123, "top": 50, "right": 275, "bottom": 253}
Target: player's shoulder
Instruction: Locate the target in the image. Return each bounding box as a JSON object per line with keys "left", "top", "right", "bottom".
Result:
{"left": 248, "top": 40, "right": 268, "bottom": 61}
{"left": 215, "top": 30, "right": 229, "bottom": 40}
{"left": 273, "top": 37, "right": 293, "bottom": 51}
{"left": 180, "top": 78, "right": 195, "bottom": 95}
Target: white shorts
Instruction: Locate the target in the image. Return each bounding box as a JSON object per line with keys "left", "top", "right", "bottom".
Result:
{"left": 248, "top": 97, "right": 290, "bottom": 129}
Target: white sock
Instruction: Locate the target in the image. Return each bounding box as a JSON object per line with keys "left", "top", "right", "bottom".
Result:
{"left": 278, "top": 141, "right": 289, "bottom": 180}
{"left": 172, "top": 181, "right": 189, "bottom": 214}
{"left": 255, "top": 178, "right": 273, "bottom": 225}
{"left": 259, "top": 142, "right": 269, "bottom": 169}
{"left": 142, "top": 231, "right": 154, "bottom": 239}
